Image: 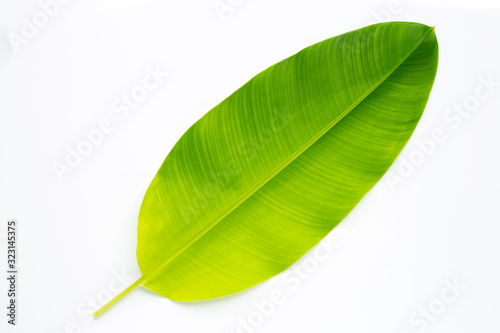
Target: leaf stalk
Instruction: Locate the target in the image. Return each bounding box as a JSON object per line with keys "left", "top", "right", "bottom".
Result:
{"left": 93, "top": 276, "right": 145, "bottom": 318}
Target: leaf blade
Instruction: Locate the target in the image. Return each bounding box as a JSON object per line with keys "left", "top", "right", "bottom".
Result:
{"left": 136, "top": 22, "right": 438, "bottom": 301}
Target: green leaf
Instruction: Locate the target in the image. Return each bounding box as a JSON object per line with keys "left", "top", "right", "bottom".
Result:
{"left": 94, "top": 21, "right": 438, "bottom": 317}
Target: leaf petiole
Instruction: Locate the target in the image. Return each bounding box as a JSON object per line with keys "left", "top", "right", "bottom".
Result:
{"left": 93, "top": 276, "right": 145, "bottom": 319}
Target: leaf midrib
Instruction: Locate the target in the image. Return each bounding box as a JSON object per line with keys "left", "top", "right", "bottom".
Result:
{"left": 141, "top": 28, "right": 433, "bottom": 284}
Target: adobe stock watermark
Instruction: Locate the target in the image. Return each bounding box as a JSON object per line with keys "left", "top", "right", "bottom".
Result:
{"left": 338, "top": 0, "right": 413, "bottom": 66}
{"left": 8, "top": 0, "right": 74, "bottom": 54}
{"left": 398, "top": 278, "right": 467, "bottom": 333}
{"left": 235, "top": 234, "right": 340, "bottom": 333}
{"left": 385, "top": 74, "right": 499, "bottom": 191}
{"left": 51, "top": 65, "right": 168, "bottom": 182}
{"left": 212, "top": 0, "right": 245, "bottom": 21}
{"left": 367, "top": 0, "right": 404, "bottom": 25}
{"left": 50, "top": 269, "right": 135, "bottom": 333}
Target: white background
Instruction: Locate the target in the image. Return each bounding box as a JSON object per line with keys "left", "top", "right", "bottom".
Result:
{"left": 1, "top": 0, "right": 500, "bottom": 332}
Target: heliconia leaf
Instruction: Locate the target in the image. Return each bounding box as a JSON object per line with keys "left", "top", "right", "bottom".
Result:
{"left": 94, "top": 21, "right": 438, "bottom": 317}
